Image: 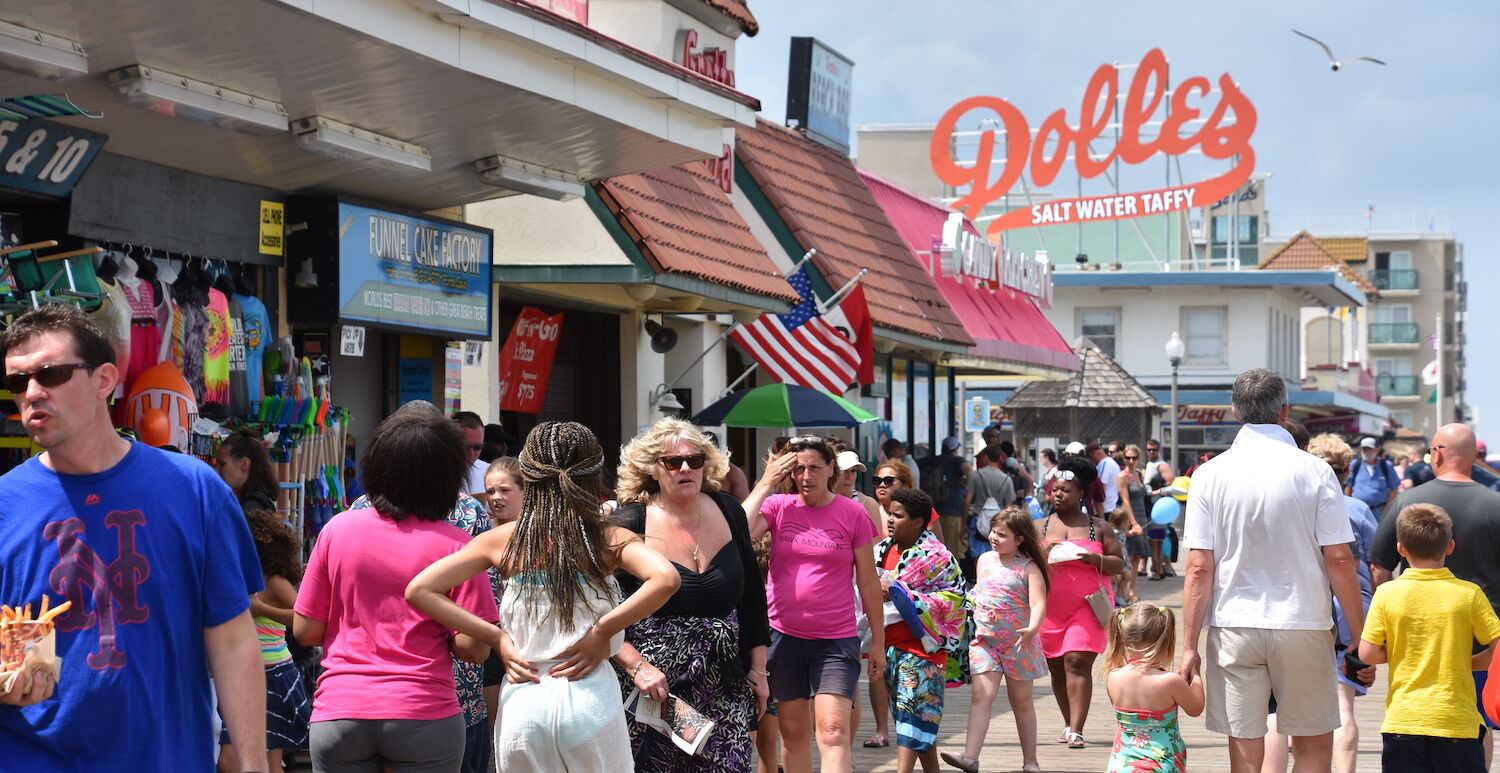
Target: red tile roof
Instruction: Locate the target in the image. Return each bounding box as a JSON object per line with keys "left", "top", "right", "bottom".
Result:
{"left": 860, "top": 169, "right": 1078, "bottom": 373}
{"left": 734, "top": 119, "right": 973, "bottom": 346}
{"left": 594, "top": 163, "right": 798, "bottom": 305}
{"left": 1260, "top": 231, "right": 1378, "bottom": 297}
{"left": 696, "top": 0, "right": 758, "bottom": 35}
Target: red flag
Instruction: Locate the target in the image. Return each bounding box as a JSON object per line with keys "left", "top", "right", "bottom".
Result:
{"left": 827, "top": 284, "right": 873, "bottom": 385}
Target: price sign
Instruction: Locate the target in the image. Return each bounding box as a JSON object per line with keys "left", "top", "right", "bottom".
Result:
{"left": 340, "top": 325, "right": 366, "bottom": 357}
{"left": 463, "top": 340, "right": 483, "bottom": 367}
{"left": 0, "top": 117, "right": 107, "bottom": 197}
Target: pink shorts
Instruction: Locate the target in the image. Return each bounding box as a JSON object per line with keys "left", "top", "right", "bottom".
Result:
{"left": 969, "top": 629, "right": 1048, "bottom": 680}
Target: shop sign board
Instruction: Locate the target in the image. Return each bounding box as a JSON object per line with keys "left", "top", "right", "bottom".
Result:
{"left": 259, "top": 200, "right": 284, "bottom": 256}
{"left": 334, "top": 201, "right": 492, "bottom": 339}
{"left": 964, "top": 398, "right": 991, "bottom": 433}
{"left": 339, "top": 325, "right": 366, "bottom": 357}
{"left": 936, "top": 212, "right": 1053, "bottom": 303}
{"left": 679, "top": 29, "right": 735, "bottom": 87}
{"left": 787, "top": 37, "right": 853, "bottom": 154}
{"left": 931, "top": 48, "right": 1257, "bottom": 238}
{"left": 1175, "top": 404, "right": 1235, "bottom": 425}
{"left": 0, "top": 117, "right": 107, "bottom": 197}
{"left": 497, "top": 307, "right": 565, "bottom": 414}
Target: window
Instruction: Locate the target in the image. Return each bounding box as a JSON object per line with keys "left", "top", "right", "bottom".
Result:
{"left": 1077, "top": 308, "right": 1120, "bottom": 359}
{"left": 1210, "top": 215, "right": 1259, "bottom": 265}
{"left": 1374, "top": 304, "right": 1412, "bottom": 324}
{"left": 1181, "top": 306, "right": 1227, "bottom": 365}
{"left": 1375, "top": 357, "right": 1413, "bottom": 377}
{"left": 1392, "top": 410, "right": 1414, "bottom": 428}
{"left": 1374, "top": 251, "right": 1413, "bottom": 271}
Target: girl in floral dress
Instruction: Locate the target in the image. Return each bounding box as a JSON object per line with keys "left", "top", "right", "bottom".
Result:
{"left": 942, "top": 506, "right": 1048, "bottom": 773}
{"left": 1101, "top": 603, "right": 1204, "bottom": 773}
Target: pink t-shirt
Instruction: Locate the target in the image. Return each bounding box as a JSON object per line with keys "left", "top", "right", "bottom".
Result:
{"left": 295, "top": 507, "right": 500, "bottom": 721}
{"left": 763, "top": 493, "right": 880, "bottom": 640}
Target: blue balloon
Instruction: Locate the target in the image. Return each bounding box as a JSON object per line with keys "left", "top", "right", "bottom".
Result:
{"left": 1150, "top": 496, "right": 1181, "bottom": 525}
{"left": 1026, "top": 496, "right": 1044, "bottom": 519}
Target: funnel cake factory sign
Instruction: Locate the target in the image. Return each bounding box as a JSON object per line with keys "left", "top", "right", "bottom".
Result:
{"left": 931, "top": 49, "right": 1257, "bottom": 237}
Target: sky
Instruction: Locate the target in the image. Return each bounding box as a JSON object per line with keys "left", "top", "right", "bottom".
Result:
{"left": 729, "top": 0, "right": 1498, "bottom": 439}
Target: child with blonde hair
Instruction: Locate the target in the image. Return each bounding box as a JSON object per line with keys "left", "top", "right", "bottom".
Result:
{"left": 1102, "top": 602, "right": 1204, "bottom": 773}
{"left": 942, "top": 507, "right": 1048, "bottom": 773}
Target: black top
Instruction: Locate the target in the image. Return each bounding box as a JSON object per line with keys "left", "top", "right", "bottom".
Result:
{"left": 613, "top": 490, "right": 771, "bottom": 672}
{"left": 1372, "top": 479, "right": 1500, "bottom": 614}
{"left": 239, "top": 489, "right": 277, "bottom": 513}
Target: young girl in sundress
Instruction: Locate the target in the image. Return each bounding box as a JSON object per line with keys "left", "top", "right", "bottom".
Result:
{"left": 1101, "top": 602, "right": 1204, "bottom": 773}
{"left": 942, "top": 506, "right": 1048, "bottom": 773}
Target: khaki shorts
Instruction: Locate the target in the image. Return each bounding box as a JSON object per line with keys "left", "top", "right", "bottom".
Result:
{"left": 939, "top": 515, "right": 968, "bottom": 559}
{"left": 1205, "top": 626, "right": 1338, "bottom": 738}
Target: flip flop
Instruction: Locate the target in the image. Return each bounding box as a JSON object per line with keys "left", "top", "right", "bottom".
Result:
{"left": 862, "top": 735, "right": 889, "bottom": 748}
{"left": 1055, "top": 726, "right": 1071, "bottom": 744}
{"left": 1022, "top": 764, "right": 1042, "bottom": 773}
{"left": 1066, "top": 731, "right": 1086, "bottom": 748}
{"left": 940, "top": 752, "right": 980, "bottom": 773}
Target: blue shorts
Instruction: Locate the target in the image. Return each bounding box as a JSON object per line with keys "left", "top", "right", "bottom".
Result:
{"left": 767, "top": 630, "right": 860, "bottom": 703}
{"left": 221, "top": 659, "right": 312, "bottom": 749}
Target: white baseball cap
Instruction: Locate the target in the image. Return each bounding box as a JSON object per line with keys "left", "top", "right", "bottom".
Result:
{"left": 836, "top": 450, "right": 866, "bottom": 472}
{"left": 1064, "top": 441, "right": 1087, "bottom": 455}
{"left": 1359, "top": 437, "right": 1378, "bottom": 449}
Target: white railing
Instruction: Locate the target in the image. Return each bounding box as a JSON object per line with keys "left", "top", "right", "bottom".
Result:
{"left": 1267, "top": 209, "right": 1453, "bottom": 239}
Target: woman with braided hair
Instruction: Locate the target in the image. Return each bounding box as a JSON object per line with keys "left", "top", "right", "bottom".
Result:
{"left": 408, "top": 421, "right": 680, "bottom": 772}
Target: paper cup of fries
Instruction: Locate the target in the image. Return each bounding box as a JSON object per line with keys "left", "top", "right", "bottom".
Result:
{"left": 1, "top": 596, "right": 70, "bottom": 694}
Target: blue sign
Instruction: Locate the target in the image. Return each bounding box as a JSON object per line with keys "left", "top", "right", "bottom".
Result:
{"left": 0, "top": 117, "right": 107, "bottom": 197}
{"left": 335, "top": 201, "right": 493, "bottom": 339}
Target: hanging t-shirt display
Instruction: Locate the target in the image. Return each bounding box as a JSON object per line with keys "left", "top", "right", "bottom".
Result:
{"left": 226, "top": 295, "right": 249, "bottom": 418}
{"left": 201, "top": 289, "right": 231, "bottom": 411}
{"left": 173, "top": 301, "right": 208, "bottom": 404}
{"left": 118, "top": 276, "right": 161, "bottom": 388}
{"left": 235, "top": 294, "right": 271, "bottom": 412}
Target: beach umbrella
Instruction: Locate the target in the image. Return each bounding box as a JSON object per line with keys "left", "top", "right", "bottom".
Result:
{"left": 692, "top": 383, "right": 877, "bottom": 428}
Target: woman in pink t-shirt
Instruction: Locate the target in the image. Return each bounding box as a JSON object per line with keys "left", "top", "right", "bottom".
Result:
{"left": 292, "top": 409, "right": 500, "bottom": 772}
{"left": 744, "top": 436, "right": 885, "bottom": 773}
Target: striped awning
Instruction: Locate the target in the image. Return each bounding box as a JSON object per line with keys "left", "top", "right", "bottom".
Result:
{"left": 0, "top": 94, "right": 101, "bottom": 121}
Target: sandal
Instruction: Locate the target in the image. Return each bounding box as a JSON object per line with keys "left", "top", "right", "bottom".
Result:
{"left": 1055, "top": 726, "right": 1072, "bottom": 744}
{"left": 862, "top": 734, "right": 889, "bottom": 748}
{"left": 939, "top": 752, "right": 980, "bottom": 773}
{"left": 1022, "top": 765, "right": 1043, "bottom": 773}
{"left": 1066, "top": 731, "right": 1086, "bottom": 748}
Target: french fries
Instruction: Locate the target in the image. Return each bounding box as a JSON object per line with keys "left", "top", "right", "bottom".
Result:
{"left": 1, "top": 595, "right": 71, "bottom": 675}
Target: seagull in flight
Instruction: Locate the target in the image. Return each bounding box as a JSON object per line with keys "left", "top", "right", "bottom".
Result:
{"left": 1292, "top": 30, "right": 1387, "bottom": 71}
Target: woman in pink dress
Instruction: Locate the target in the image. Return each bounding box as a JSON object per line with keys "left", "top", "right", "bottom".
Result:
{"left": 1039, "top": 454, "right": 1125, "bottom": 749}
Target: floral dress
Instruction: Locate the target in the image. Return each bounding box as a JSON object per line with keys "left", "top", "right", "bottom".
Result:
{"left": 967, "top": 553, "right": 1047, "bottom": 680}
{"left": 1108, "top": 670, "right": 1187, "bottom": 773}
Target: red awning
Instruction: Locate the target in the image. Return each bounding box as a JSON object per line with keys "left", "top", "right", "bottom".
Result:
{"left": 859, "top": 169, "right": 1079, "bottom": 374}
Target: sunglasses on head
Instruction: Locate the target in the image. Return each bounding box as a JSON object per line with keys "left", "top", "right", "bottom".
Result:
{"left": 3, "top": 362, "right": 98, "bottom": 394}
{"left": 787, "top": 435, "right": 823, "bottom": 446}
{"left": 872, "top": 476, "right": 899, "bottom": 487}
{"left": 659, "top": 453, "right": 707, "bottom": 470}
{"left": 1057, "top": 470, "right": 1078, "bottom": 481}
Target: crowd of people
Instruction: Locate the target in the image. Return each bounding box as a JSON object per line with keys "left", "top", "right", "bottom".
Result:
{"left": 2, "top": 306, "right": 1499, "bottom": 773}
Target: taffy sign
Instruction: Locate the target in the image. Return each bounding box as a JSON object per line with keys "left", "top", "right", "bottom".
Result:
{"left": 931, "top": 48, "right": 1256, "bottom": 237}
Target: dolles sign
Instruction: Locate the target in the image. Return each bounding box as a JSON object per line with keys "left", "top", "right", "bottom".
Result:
{"left": 930, "top": 48, "right": 1257, "bottom": 237}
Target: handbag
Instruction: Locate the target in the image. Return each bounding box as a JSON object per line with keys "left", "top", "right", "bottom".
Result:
{"left": 1046, "top": 512, "right": 1114, "bottom": 627}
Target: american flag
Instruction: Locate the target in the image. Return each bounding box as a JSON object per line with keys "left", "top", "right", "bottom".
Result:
{"left": 728, "top": 266, "right": 860, "bottom": 394}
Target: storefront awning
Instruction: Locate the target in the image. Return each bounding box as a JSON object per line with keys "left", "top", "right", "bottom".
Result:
{"left": 858, "top": 170, "right": 1079, "bottom": 377}
{"left": 2, "top": 0, "right": 758, "bottom": 212}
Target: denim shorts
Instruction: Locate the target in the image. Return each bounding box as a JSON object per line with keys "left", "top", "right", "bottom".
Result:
{"left": 767, "top": 630, "right": 861, "bottom": 703}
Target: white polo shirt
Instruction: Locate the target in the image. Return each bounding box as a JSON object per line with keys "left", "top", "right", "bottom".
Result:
{"left": 1183, "top": 423, "right": 1354, "bottom": 630}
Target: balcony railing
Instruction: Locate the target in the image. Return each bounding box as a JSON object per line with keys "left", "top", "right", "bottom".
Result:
{"left": 1370, "top": 322, "right": 1420, "bottom": 345}
{"left": 1370, "top": 269, "right": 1419, "bottom": 291}
{"left": 1377, "top": 375, "right": 1420, "bottom": 397}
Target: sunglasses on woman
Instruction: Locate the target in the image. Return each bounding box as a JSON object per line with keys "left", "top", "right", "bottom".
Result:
{"left": 1125, "top": 455, "right": 1138, "bottom": 460}
{"left": 872, "top": 476, "right": 899, "bottom": 487}
{"left": 3, "top": 362, "right": 98, "bottom": 394}
{"left": 659, "top": 454, "right": 707, "bottom": 470}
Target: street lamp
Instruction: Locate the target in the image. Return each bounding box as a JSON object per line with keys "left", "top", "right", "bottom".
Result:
{"left": 1166, "top": 332, "right": 1185, "bottom": 474}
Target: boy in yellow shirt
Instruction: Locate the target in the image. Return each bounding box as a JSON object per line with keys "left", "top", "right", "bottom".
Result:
{"left": 1360, "top": 503, "right": 1500, "bottom": 771}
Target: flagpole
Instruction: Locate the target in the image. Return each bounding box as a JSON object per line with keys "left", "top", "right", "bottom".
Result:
{"left": 1435, "top": 311, "right": 1443, "bottom": 433}
{"left": 816, "top": 268, "right": 870, "bottom": 314}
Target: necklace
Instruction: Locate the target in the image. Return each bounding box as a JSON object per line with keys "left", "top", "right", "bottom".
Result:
{"left": 653, "top": 495, "right": 706, "bottom": 570}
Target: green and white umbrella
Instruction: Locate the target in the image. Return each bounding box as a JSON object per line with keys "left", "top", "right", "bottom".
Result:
{"left": 692, "top": 383, "right": 877, "bottom": 428}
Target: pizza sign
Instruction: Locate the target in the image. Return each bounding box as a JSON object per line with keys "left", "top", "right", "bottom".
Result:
{"left": 930, "top": 48, "right": 1257, "bottom": 237}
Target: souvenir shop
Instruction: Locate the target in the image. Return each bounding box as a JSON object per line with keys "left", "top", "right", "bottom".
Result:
{"left": 0, "top": 150, "right": 351, "bottom": 547}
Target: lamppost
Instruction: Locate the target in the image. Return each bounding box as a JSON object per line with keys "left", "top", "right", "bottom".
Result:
{"left": 1166, "top": 332, "right": 1185, "bottom": 474}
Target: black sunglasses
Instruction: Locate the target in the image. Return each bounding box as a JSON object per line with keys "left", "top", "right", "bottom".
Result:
{"left": 872, "top": 476, "right": 899, "bottom": 487}
{"left": 659, "top": 454, "right": 707, "bottom": 470}
{"left": 1125, "top": 455, "right": 1139, "bottom": 460}
{"left": 3, "top": 362, "right": 98, "bottom": 394}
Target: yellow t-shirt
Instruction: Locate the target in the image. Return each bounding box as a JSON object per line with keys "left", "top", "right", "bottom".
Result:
{"left": 1363, "top": 567, "right": 1500, "bottom": 738}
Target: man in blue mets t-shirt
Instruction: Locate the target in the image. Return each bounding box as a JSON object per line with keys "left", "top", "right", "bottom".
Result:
{"left": 0, "top": 305, "right": 265, "bottom": 772}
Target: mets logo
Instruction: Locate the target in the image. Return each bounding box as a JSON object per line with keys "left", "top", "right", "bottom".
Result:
{"left": 43, "top": 510, "right": 152, "bottom": 670}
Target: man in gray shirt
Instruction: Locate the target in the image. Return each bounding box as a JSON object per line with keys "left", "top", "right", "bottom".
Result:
{"left": 963, "top": 444, "right": 1016, "bottom": 568}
